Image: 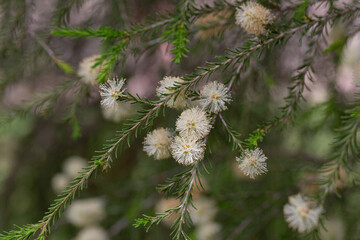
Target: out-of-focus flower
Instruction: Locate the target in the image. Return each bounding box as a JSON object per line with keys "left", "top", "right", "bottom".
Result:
{"left": 171, "top": 135, "right": 205, "bottom": 165}
{"left": 75, "top": 226, "right": 109, "bottom": 240}
{"left": 63, "top": 156, "right": 88, "bottom": 179}
{"left": 199, "top": 81, "right": 232, "bottom": 113}
{"left": 66, "top": 198, "right": 106, "bottom": 227}
{"left": 51, "top": 173, "right": 70, "bottom": 194}
{"left": 236, "top": 148, "right": 268, "bottom": 179}
{"left": 176, "top": 107, "right": 211, "bottom": 139}
{"left": 189, "top": 197, "right": 218, "bottom": 225}
{"left": 194, "top": 10, "right": 232, "bottom": 40}
{"left": 283, "top": 194, "right": 323, "bottom": 233}
{"left": 99, "top": 78, "right": 126, "bottom": 110}
{"left": 195, "top": 221, "right": 221, "bottom": 240}
{"left": 101, "top": 101, "right": 133, "bottom": 123}
{"left": 77, "top": 55, "right": 104, "bottom": 85}
{"left": 143, "top": 128, "right": 173, "bottom": 160}
{"left": 235, "top": 1, "right": 274, "bottom": 35}
{"left": 156, "top": 76, "right": 188, "bottom": 109}
{"left": 155, "top": 197, "right": 180, "bottom": 227}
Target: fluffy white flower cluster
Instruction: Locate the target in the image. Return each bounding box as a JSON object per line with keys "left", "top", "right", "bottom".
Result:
{"left": 236, "top": 148, "right": 268, "bottom": 179}
{"left": 101, "top": 101, "right": 133, "bottom": 123}
{"left": 143, "top": 128, "right": 174, "bottom": 160}
{"left": 77, "top": 55, "right": 104, "bottom": 85}
{"left": 51, "top": 156, "right": 88, "bottom": 194}
{"left": 235, "top": 1, "right": 274, "bottom": 36}
{"left": 99, "top": 77, "right": 126, "bottom": 110}
{"left": 199, "top": 81, "right": 232, "bottom": 114}
{"left": 283, "top": 194, "right": 323, "bottom": 233}
{"left": 156, "top": 76, "right": 188, "bottom": 109}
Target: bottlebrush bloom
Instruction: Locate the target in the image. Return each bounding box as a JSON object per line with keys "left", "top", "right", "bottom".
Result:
{"left": 176, "top": 107, "right": 211, "bottom": 139}
{"left": 102, "top": 101, "right": 133, "bottom": 123}
{"left": 156, "top": 76, "right": 188, "bottom": 109}
{"left": 99, "top": 78, "right": 126, "bottom": 110}
{"left": 171, "top": 135, "right": 205, "bottom": 165}
{"left": 63, "top": 156, "right": 88, "bottom": 179}
{"left": 143, "top": 128, "right": 173, "bottom": 160}
{"left": 199, "top": 81, "right": 232, "bottom": 113}
{"left": 77, "top": 55, "right": 103, "bottom": 85}
{"left": 235, "top": 1, "right": 274, "bottom": 35}
{"left": 236, "top": 148, "right": 267, "bottom": 179}
{"left": 283, "top": 194, "right": 323, "bottom": 233}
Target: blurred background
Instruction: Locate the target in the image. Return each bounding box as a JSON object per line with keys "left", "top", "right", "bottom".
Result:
{"left": 0, "top": 0, "right": 360, "bottom": 239}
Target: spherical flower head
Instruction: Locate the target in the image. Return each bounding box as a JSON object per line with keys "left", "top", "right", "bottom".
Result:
{"left": 75, "top": 226, "right": 109, "bottom": 240}
{"left": 51, "top": 173, "right": 70, "bottom": 194}
{"left": 236, "top": 148, "right": 267, "bottom": 179}
{"left": 176, "top": 107, "right": 211, "bottom": 139}
{"left": 143, "top": 128, "right": 173, "bottom": 160}
{"left": 77, "top": 55, "right": 103, "bottom": 85}
{"left": 171, "top": 135, "right": 205, "bottom": 165}
{"left": 66, "top": 198, "right": 106, "bottom": 227}
{"left": 235, "top": 1, "right": 274, "bottom": 36}
{"left": 102, "top": 101, "right": 133, "bottom": 123}
{"left": 156, "top": 76, "right": 188, "bottom": 109}
{"left": 63, "top": 156, "right": 88, "bottom": 179}
{"left": 199, "top": 81, "right": 232, "bottom": 113}
{"left": 283, "top": 194, "right": 323, "bottom": 233}
{"left": 99, "top": 77, "right": 126, "bottom": 110}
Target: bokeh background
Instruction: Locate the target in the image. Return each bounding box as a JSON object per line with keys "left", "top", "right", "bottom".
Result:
{"left": 1, "top": 0, "right": 360, "bottom": 239}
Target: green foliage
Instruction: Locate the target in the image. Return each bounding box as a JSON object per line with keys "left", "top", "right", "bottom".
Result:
{"left": 1, "top": 1, "right": 360, "bottom": 240}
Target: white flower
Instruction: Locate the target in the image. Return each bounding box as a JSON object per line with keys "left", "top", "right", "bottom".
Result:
{"left": 51, "top": 173, "right": 70, "bottom": 194}
{"left": 189, "top": 197, "right": 218, "bottom": 225}
{"left": 143, "top": 128, "right": 173, "bottom": 160}
{"left": 156, "top": 76, "right": 188, "bottom": 109}
{"left": 176, "top": 107, "right": 211, "bottom": 139}
{"left": 171, "top": 135, "right": 205, "bottom": 165}
{"left": 199, "top": 81, "right": 232, "bottom": 113}
{"left": 235, "top": 1, "right": 274, "bottom": 35}
{"left": 66, "top": 198, "right": 106, "bottom": 227}
{"left": 75, "top": 226, "right": 109, "bottom": 240}
{"left": 101, "top": 101, "right": 133, "bottom": 123}
{"left": 63, "top": 156, "right": 88, "bottom": 179}
{"left": 77, "top": 55, "right": 103, "bottom": 85}
{"left": 195, "top": 222, "right": 221, "bottom": 240}
{"left": 283, "top": 194, "right": 323, "bottom": 233}
{"left": 99, "top": 78, "right": 126, "bottom": 110}
{"left": 236, "top": 148, "right": 267, "bottom": 179}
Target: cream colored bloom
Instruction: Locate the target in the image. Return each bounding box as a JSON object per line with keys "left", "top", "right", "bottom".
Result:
{"left": 235, "top": 1, "right": 274, "bottom": 35}
{"left": 143, "top": 128, "right": 173, "bottom": 160}
{"left": 101, "top": 101, "right": 133, "bottom": 123}
{"left": 63, "top": 156, "right": 88, "bottom": 179}
{"left": 171, "top": 135, "right": 205, "bottom": 165}
{"left": 66, "top": 198, "right": 106, "bottom": 227}
{"left": 77, "top": 55, "right": 103, "bottom": 85}
{"left": 199, "top": 81, "right": 232, "bottom": 113}
{"left": 189, "top": 197, "right": 218, "bottom": 225}
{"left": 75, "top": 226, "right": 109, "bottom": 240}
{"left": 156, "top": 76, "right": 188, "bottom": 109}
{"left": 176, "top": 107, "right": 211, "bottom": 139}
{"left": 236, "top": 148, "right": 267, "bottom": 179}
{"left": 283, "top": 194, "right": 323, "bottom": 233}
{"left": 99, "top": 78, "right": 126, "bottom": 110}
{"left": 51, "top": 173, "right": 70, "bottom": 194}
